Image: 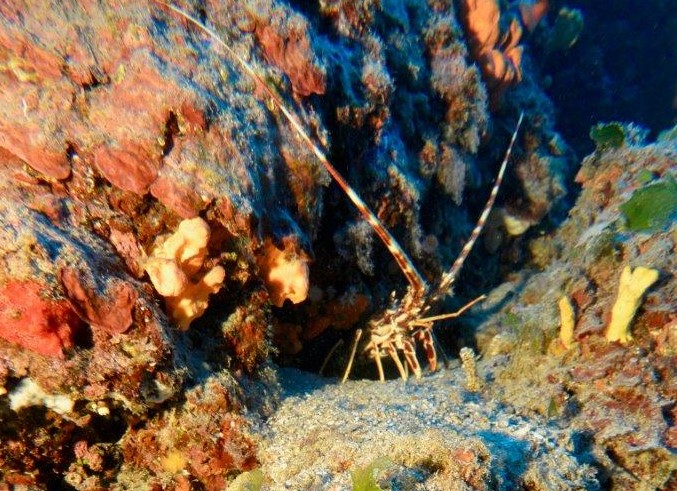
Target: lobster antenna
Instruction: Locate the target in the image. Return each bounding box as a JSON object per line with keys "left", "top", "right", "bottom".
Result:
{"left": 435, "top": 112, "right": 524, "bottom": 298}
{"left": 154, "top": 0, "right": 427, "bottom": 292}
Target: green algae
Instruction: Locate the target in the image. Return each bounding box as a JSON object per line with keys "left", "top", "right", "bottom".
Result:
{"left": 547, "top": 7, "right": 584, "bottom": 52}
{"left": 620, "top": 176, "right": 677, "bottom": 232}
{"left": 350, "top": 456, "right": 394, "bottom": 491}
{"left": 502, "top": 311, "right": 523, "bottom": 332}
{"left": 637, "top": 169, "right": 656, "bottom": 185}
{"left": 230, "top": 468, "right": 263, "bottom": 491}
{"left": 590, "top": 123, "right": 626, "bottom": 149}
{"left": 547, "top": 397, "right": 560, "bottom": 419}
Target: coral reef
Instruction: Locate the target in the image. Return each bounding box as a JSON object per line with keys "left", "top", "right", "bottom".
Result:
{"left": 0, "top": 0, "right": 300, "bottom": 486}
{"left": 2, "top": 0, "right": 661, "bottom": 488}
{"left": 291, "top": 0, "right": 574, "bottom": 364}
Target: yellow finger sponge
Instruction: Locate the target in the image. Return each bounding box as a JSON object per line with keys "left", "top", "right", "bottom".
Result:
{"left": 606, "top": 266, "right": 659, "bottom": 344}
{"left": 558, "top": 295, "right": 576, "bottom": 349}
{"left": 548, "top": 296, "right": 576, "bottom": 356}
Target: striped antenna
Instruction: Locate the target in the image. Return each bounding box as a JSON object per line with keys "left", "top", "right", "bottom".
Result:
{"left": 434, "top": 112, "right": 524, "bottom": 298}
{"left": 155, "top": 1, "right": 427, "bottom": 293}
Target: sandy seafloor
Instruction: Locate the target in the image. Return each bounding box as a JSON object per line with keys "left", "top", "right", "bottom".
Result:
{"left": 252, "top": 365, "right": 599, "bottom": 490}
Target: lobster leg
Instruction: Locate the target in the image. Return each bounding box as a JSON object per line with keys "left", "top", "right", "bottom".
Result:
{"left": 413, "top": 328, "right": 437, "bottom": 372}
{"left": 372, "top": 342, "right": 386, "bottom": 382}
{"left": 431, "top": 330, "right": 450, "bottom": 369}
{"left": 386, "top": 344, "right": 408, "bottom": 381}
{"left": 341, "top": 329, "right": 363, "bottom": 383}
{"left": 401, "top": 337, "right": 423, "bottom": 380}
{"left": 319, "top": 339, "right": 344, "bottom": 376}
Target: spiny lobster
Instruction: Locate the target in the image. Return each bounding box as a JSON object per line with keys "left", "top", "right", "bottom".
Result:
{"left": 155, "top": 1, "right": 524, "bottom": 382}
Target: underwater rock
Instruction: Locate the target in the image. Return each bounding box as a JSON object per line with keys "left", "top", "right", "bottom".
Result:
{"left": 252, "top": 0, "right": 326, "bottom": 97}
{"left": 60, "top": 266, "right": 138, "bottom": 335}
{"left": 475, "top": 127, "right": 677, "bottom": 488}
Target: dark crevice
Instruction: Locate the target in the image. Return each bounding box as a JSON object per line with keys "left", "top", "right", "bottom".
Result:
{"left": 71, "top": 323, "right": 94, "bottom": 350}
{"left": 65, "top": 142, "right": 77, "bottom": 161}
{"left": 78, "top": 68, "right": 110, "bottom": 92}
{"left": 162, "top": 111, "right": 180, "bottom": 157}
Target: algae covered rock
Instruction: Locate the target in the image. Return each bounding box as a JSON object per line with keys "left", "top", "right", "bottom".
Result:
{"left": 475, "top": 128, "right": 677, "bottom": 489}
